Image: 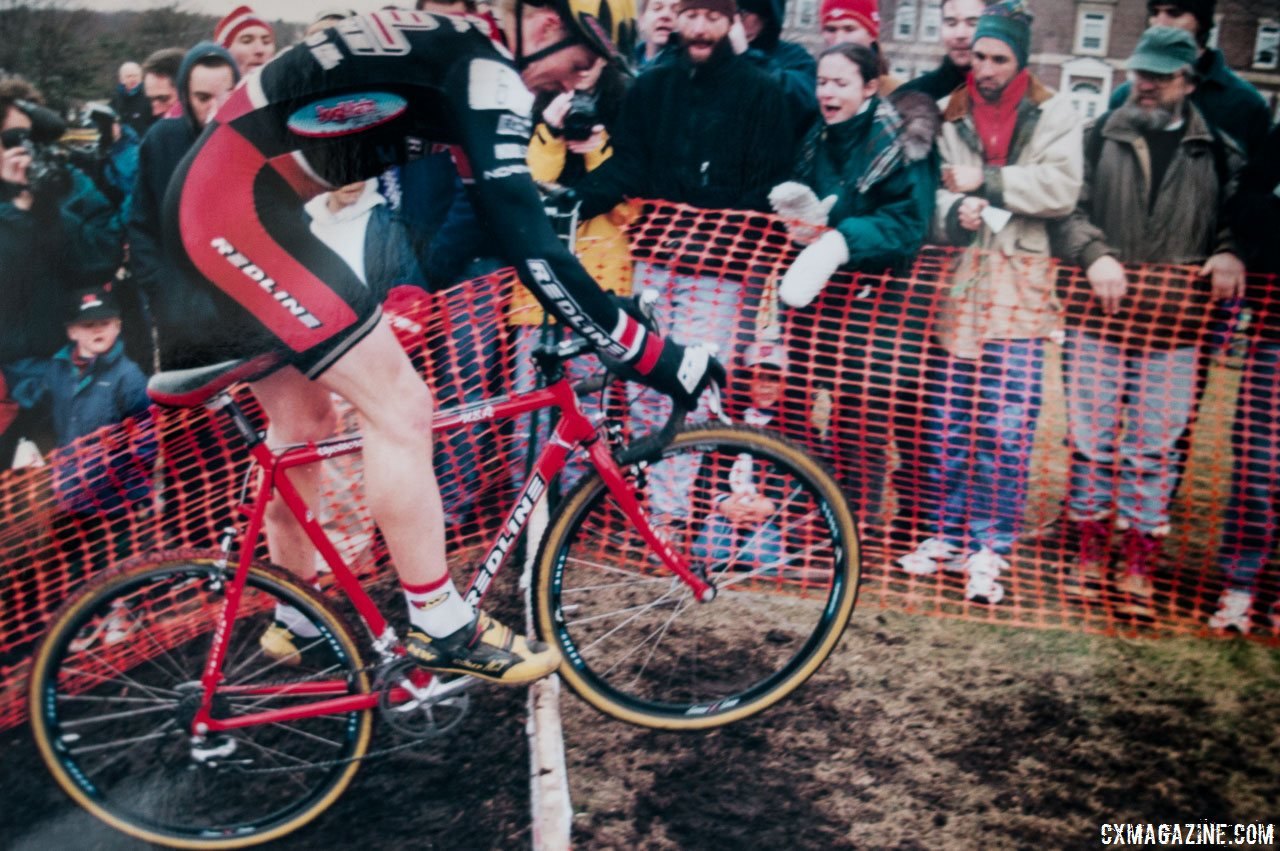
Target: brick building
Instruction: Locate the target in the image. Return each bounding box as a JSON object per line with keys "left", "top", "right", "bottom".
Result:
{"left": 783, "top": 0, "right": 1279, "bottom": 119}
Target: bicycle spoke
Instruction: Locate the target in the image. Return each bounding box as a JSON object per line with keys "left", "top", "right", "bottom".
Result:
{"left": 59, "top": 658, "right": 183, "bottom": 702}
{"left": 59, "top": 701, "right": 178, "bottom": 729}
{"left": 32, "top": 559, "right": 374, "bottom": 844}
{"left": 63, "top": 720, "right": 181, "bottom": 757}
{"left": 602, "top": 593, "right": 694, "bottom": 686}
{"left": 539, "top": 426, "right": 857, "bottom": 727}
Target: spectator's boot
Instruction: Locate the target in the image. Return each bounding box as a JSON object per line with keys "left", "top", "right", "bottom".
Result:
{"left": 1063, "top": 518, "right": 1109, "bottom": 601}
{"left": 1115, "top": 528, "right": 1160, "bottom": 619}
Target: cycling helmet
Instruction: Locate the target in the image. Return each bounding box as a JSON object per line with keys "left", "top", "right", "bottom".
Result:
{"left": 514, "top": 0, "right": 636, "bottom": 71}
{"left": 557, "top": 0, "right": 636, "bottom": 65}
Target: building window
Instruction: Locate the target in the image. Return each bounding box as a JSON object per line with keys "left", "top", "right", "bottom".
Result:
{"left": 1254, "top": 19, "right": 1279, "bottom": 70}
{"left": 920, "top": 0, "right": 941, "bottom": 42}
{"left": 895, "top": 0, "right": 917, "bottom": 40}
{"left": 797, "top": 0, "right": 817, "bottom": 27}
{"left": 1074, "top": 9, "right": 1110, "bottom": 56}
{"left": 1070, "top": 81, "right": 1104, "bottom": 119}
{"left": 1062, "top": 57, "right": 1113, "bottom": 122}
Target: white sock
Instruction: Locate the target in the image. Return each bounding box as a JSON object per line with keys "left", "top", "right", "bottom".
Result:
{"left": 403, "top": 575, "right": 475, "bottom": 638}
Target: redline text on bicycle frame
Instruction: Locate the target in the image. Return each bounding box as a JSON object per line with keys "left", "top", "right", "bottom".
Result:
{"left": 467, "top": 472, "right": 547, "bottom": 606}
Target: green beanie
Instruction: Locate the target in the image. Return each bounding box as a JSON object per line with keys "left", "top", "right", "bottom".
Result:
{"left": 973, "top": 0, "right": 1033, "bottom": 68}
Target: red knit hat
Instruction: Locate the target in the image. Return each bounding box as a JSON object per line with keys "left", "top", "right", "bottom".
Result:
{"left": 820, "top": 0, "right": 880, "bottom": 40}
{"left": 214, "top": 5, "right": 273, "bottom": 48}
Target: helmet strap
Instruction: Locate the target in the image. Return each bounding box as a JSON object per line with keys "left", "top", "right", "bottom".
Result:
{"left": 512, "top": 0, "right": 583, "bottom": 70}
{"left": 517, "top": 34, "right": 582, "bottom": 68}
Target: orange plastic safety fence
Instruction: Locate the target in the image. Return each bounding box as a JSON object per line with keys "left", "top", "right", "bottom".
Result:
{"left": 0, "top": 200, "right": 1276, "bottom": 732}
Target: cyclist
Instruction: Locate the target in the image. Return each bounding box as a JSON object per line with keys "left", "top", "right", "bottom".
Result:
{"left": 162, "top": 1, "right": 724, "bottom": 685}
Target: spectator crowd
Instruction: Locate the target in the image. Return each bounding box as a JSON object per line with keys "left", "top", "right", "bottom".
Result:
{"left": 0, "top": 0, "right": 1277, "bottom": 634}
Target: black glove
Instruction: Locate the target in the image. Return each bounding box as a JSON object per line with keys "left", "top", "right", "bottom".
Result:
{"left": 642, "top": 339, "right": 727, "bottom": 411}
{"left": 600, "top": 293, "right": 726, "bottom": 410}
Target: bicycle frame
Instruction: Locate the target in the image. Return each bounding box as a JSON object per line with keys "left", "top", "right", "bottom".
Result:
{"left": 190, "top": 374, "right": 714, "bottom": 736}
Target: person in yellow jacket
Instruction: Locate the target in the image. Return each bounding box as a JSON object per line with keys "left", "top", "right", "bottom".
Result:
{"left": 509, "top": 60, "right": 635, "bottom": 325}
{"left": 510, "top": 59, "right": 635, "bottom": 489}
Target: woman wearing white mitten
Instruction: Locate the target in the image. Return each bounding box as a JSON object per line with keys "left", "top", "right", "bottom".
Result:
{"left": 767, "top": 41, "right": 939, "bottom": 522}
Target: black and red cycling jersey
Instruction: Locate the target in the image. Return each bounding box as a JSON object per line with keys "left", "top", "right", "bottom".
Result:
{"left": 165, "top": 9, "right": 661, "bottom": 378}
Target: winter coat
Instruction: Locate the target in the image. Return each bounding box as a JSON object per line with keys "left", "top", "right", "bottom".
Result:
{"left": 380, "top": 148, "right": 494, "bottom": 289}
{"left": 733, "top": 0, "right": 819, "bottom": 133}
{"left": 0, "top": 169, "right": 125, "bottom": 365}
{"left": 1055, "top": 103, "right": 1241, "bottom": 269}
{"left": 3, "top": 340, "right": 148, "bottom": 447}
{"left": 1228, "top": 123, "right": 1280, "bottom": 343}
{"left": 513, "top": 124, "right": 636, "bottom": 324}
{"left": 1054, "top": 102, "right": 1245, "bottom": 348}
{"left": 1108, "top": 48, "right": 1271, "bottom": 158}
{"left": 898, "top": 55, "right": 968, "bottom": 103}
{"left": 933, "top": 75, "right": 1083, "bottom": 359}
{"left": 111, "top": 82, "right": 152, "bottom": 139}
{"left": 302, "top": 182, "right": 425, "bottom": 302}
{"left": 4, "top": 339, "right": 153, "bottom": 515}
{"left": 127, "top": 43, "right": 240, "bottom": 368}
{"left": 575, "top": 40, "right": 795, "bottom": 219}
{"left": 792, "top": 92, "right": 939, "bottom": 274}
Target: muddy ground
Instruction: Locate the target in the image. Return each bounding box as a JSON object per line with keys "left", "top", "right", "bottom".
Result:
{"left": 3, "top": 602, "right": 1276, "bottom": 851}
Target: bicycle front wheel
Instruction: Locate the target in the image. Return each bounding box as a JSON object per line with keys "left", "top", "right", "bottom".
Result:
{"left": 534, "top": 424, "right": 859, "bottom": 730}
{"left": 28, "top": 550, "right": 374, "bottom": 849}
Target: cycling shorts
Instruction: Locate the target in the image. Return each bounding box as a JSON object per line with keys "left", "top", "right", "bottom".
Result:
{"left": 163, "top": 121, "right": 382, "bottom": 379}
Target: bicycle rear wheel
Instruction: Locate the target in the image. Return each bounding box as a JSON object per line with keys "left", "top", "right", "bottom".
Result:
{"left": 28, "top": 550, "right": 373, "bottom": 849}
{"left": 533, "top": 424, "right": 859, "bottom": 730}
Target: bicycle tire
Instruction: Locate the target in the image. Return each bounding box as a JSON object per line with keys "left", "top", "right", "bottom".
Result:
{"left": 28, "top": 549, "right": 374, "bottom": 849}
{"left": 533, "top": 424, "right": 859, "bottom": 730}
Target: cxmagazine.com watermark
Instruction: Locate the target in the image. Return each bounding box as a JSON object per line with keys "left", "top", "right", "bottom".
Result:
{"left": 1100, "top": 823, "right": 1276, "bottom": 846}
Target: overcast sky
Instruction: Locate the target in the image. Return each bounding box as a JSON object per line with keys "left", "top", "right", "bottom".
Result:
{"left": 73, "top": 0, "right": 384, "bottom": 25}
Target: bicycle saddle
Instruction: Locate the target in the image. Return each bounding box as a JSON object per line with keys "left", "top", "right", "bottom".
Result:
{"left": 147, "top": 353, "right": 283, "bottom": 408}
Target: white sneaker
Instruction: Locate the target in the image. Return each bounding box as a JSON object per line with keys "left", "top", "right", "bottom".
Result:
{"left": 69, "top": 604, "right": 136, "bottom": 653}
{"left": 963, "top": 547, "right": 1008, "bottom": 605}
{"left": 898, "top": 536, "right": 961, "bottom": 576}
{"left": 1208, "top": 589, "right": 1252, "bottom": 633}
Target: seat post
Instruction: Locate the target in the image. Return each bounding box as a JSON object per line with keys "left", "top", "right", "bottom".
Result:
{"left": 206, "top": 392, "right": 263, "bottom": 448}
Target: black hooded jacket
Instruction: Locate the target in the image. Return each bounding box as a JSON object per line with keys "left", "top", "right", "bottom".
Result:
{"left": 736, "top": 0, "right": 818, "bottom": 133}
{"left": 575, "top": 39, "right": 796, "bottom": 218}
{"left": 126, "top": 42, "right": 240, "bottom": 361}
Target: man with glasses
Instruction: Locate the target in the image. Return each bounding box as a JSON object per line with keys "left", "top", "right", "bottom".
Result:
{"left": 1053, "top": 26, "right": 1245, "bottom": 617}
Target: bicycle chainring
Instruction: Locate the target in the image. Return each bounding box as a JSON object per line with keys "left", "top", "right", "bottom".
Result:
{"left": 374, "top": 658, "right": 472, "bottom": 740}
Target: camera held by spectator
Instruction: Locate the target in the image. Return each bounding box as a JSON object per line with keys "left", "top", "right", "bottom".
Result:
{"left": 561, "top": 90, "right": 600, "bottom": 142}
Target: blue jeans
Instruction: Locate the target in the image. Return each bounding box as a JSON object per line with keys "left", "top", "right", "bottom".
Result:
{"left": 1064, "top": 331, "right": 1199, "bottom": 533}
{"left": 927, "top": 340, "right": 1044, "bottom": 555}
{"left": 628, "top": 262, "right": 752, "bottom": 517}
{"left": 693, "top": 514, "right": 784, "bottom": 570}
{"left": 1216, "top": 341, "right": 1280, "bottom": 591}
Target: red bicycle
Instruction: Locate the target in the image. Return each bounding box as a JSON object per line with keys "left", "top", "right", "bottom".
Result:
{"left": 27, "top": 332, "right": 859, "bottom": 848}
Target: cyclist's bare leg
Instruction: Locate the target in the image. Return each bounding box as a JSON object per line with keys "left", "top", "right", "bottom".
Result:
{"left": 311, "top": 316, "right": 559, "bottom": 681}
{"left": 309, "top": 317, "right": 447, "bottom": 588}
{"left": 251, "top": 367, "right": 339, "bottom": 584}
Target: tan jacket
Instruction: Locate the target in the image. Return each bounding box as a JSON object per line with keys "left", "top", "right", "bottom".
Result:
{"left": 932, "top": 76, "right": 1083, "bottom": 358}
{"left": 509, "top": 125, "right": 635, "bottom": 325}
